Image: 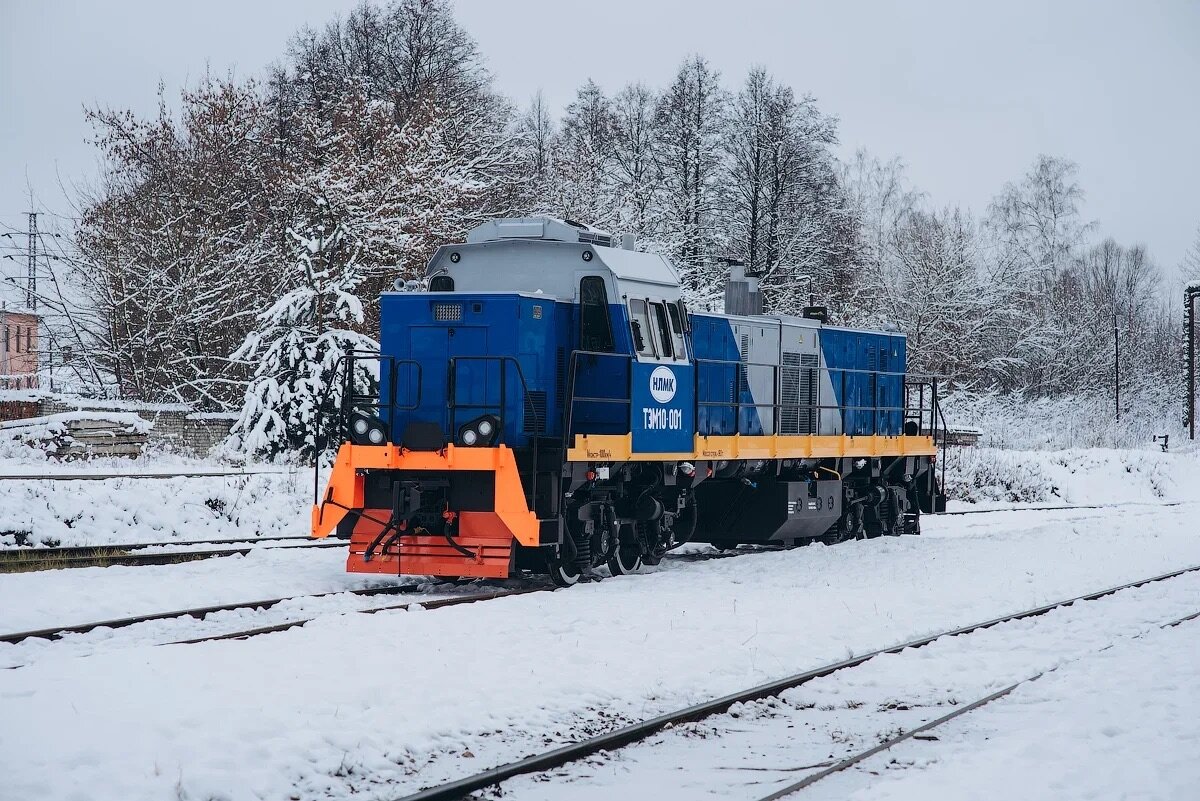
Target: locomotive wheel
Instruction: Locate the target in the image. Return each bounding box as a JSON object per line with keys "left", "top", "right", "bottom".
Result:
{"left": 636, "top": 520, "right": 666, "bottom": 566}
{"left": 548, "top": 559, "right": 581, "bottom": 587}
{"left": 607, "top": 546, "right": 643, "bottom": 576}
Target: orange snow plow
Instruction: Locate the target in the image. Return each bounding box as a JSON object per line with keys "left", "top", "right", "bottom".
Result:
{"left": 312, "top": 442, "right": 539, "bottom": 578}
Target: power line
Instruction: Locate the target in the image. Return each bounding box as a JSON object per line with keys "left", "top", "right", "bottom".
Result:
{"left": 27, "top": 212, "right": 38, "bottom": 310}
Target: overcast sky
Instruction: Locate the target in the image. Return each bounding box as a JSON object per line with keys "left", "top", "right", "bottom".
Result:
{"left": 2, "top": 0, "right": 1198, "bottom": 281}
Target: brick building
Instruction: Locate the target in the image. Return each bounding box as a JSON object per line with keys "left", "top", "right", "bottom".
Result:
{"left": 1, "top": 308, "right": 39, "bottom": 389}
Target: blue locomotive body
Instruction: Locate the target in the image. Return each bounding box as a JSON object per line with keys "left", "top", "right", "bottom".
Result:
{"left": 314, "top": 218, "right": 943, "bottom": 583}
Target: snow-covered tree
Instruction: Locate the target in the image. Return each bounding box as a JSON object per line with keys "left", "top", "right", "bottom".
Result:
{"left": 227, "top": 222, "right": 377, "bottom": 460}
{"left": 721, "top": 68, "right": 844, "bottom": 314}
{"left": 608, "top": 82, "right": 663, "bottom": 243}
{"left": 653, "top": 56, "right": 728, "bottom": 304}
{"left": 1183, "top": 224, "right": 1200, "bottom": 282}
{"left": 545, "top": 80, "right": 619, "bottom": 230}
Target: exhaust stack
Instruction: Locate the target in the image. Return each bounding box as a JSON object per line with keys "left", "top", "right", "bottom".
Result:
{"left": 724, "top": 262, "right": 763, "bottom": 316}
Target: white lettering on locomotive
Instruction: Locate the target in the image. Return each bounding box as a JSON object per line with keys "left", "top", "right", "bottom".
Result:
{"left": 642, "top": 407, "right": 683, "bottom": 430}
{"left": 649, "top": 365, "right": 677, "bottom": 403}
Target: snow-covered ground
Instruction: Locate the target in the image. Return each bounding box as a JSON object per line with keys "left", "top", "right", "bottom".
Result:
{"left": 0, "top": 544, "right": 400, "bottom": 634}
{"left": 0, "top": 468, "right": 310, "bottom": 548}
{"left": 4, "top": 446, "right": 1198, "bottom": 548}
{"left": 2, "top": 499, "right": 1198, "bottom": 801}
{"left": 803, "top": 618, "right": 1200, "bottom": 801}
{"left": 501, "top": 571, "right": 1200, "bottom": 801}
{"left": 941, "top": 446, "right": 1200, "bottom": 507}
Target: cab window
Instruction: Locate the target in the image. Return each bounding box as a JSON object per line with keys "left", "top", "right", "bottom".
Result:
{"left": 579, "top": 276, "right": 614, "bottom": 352}
{"left": 650, "top": 302, "right": 674, "bottom": 359}
{"left": 629, "top": 299, "right": 655, "bottom": 357}
{"left": 666, "top": 303, "right": 687, "bottom": 360}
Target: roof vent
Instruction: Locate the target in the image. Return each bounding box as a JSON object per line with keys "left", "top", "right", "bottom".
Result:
{"left": 465, "top": 217, "right": 614, "bottom": 247}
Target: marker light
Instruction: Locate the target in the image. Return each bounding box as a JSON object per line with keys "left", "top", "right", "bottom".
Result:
{"left": 462, "top": 428, "right": 478, "bottom": 446}
{"left": 477, "top": 419, "right": 494, "bottom": 437}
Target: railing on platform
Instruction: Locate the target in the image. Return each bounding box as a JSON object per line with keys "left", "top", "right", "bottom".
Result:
{"left": 560, "top": 349, "right": 944, "bottom": 444}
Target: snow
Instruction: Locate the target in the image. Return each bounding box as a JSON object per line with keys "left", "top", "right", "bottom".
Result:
{"left": 0, "top": 468, "right": 311, "bottom": 548}
{"left": 802, "top": 618, "right": 1200, "bottom": 801}
{"left": 499, "top": 569, "right": 1200, "bottom": 801}
{"left": 942, "top": 446, "right": 1200, "bottom": 507}
{"left": 0, "top": 544, "right": 400, "bottom": 634}
{"left": 2, "top": 500, "right": 1199, "bottom": 800}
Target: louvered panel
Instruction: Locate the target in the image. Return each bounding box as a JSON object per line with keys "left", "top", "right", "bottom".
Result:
{"left": 523, "top": 390, "right": 547, "bottom": 434}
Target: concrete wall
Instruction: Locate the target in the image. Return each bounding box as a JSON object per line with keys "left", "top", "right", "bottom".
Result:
{"left": 1, "top": 395, "right": 236, "bottom": 456}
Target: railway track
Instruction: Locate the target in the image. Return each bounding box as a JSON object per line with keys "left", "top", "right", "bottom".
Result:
{"left": 939, "top": 500, "right": 1185, "bottom": 516}
{"left": 389, "top": 562, "right": 1200, "bottom": 801}
{"left": 752, "top": 607, "right": 1200, "bottom": 800}
{"left": 0, "top": 538, "right": 340, "bottom": 573}
{"left": 0, "top": 579, "right": 552, "bottom": 648}
{"left": 163, "top": 584, "right": 551, "bottom": 646}
{"left": 2, "top": 499, "right": 1182, "bottom": 574}
{"left": 0, "top": 582, "right": 427, "bottom": 645}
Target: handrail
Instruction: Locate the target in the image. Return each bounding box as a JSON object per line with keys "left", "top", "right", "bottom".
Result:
{"left": 448, "top": 355, "right": 541, "bottom": 514}
{"left": 562, "top": 350, "right": 634, "bottom": 450}
{"left": 312, "top": 349, "right": 422, "bottom": 504}
{"left": 693, "top": 355, "right": 928, "bottom": 438}
{"left": 559, "top": 350, "right": 942, "bottom": 444}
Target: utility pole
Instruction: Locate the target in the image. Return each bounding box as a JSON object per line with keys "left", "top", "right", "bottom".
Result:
{"left": 26, "top": 212, "right": 38, "bottom": 310}
{"left": 1188, "top": 286, "right": 1200, "bottom": 440}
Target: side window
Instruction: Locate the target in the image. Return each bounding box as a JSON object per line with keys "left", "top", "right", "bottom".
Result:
{"left": 650, "top": 302, "right": 674, "bottom": 359}
{"left": 579, "top": 276, "right": 614, "bottom": 352}
{"left": 629, "top": 299, "right": 655, "bottom": 357}
{"left": 666, "top": 303, "right": 687, "bottom": 360}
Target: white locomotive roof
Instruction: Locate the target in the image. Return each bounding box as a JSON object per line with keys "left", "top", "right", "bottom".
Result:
{"left": 426, "top": 217, "right": 681, "bottom": 302}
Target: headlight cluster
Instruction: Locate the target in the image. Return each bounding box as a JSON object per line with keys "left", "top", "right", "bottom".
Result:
{"left": 349, "top": 411, "right": 389, "bottom": 446}
{"left": 458, "top": 414, "right": 499, "bottom": 447}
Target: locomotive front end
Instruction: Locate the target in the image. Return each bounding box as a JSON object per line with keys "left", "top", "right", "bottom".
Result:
{"left": 310, "top": 282, "right": 560, "bottom": 580}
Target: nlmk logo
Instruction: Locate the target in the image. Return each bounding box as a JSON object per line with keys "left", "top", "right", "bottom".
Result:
{"left": 649, "top": 365, "right": 677, "bottom": 403}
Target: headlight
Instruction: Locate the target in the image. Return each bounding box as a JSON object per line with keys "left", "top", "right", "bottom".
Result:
{"left": 457, "top": 414, "right": 500, "bottom": 447}
{"left": 348, "top": 410, "right": 389, "bottom": 446}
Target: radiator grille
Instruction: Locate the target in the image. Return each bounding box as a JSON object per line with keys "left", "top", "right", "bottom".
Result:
{"left": 433, "top": 303, "right": 463, "bottom": 321}
{"left": 556, "top": 348, "right": 566, "bottom": 410}
{"left": 780, "top": 352, "right": 819, "bottom": 434}
{"left": 523, "top": 390, "right": 547, "bottom": 434}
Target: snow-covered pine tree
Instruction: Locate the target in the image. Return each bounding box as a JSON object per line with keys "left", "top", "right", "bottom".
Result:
{"left": 227, "top": 220, "right": 377, "bottom": 460}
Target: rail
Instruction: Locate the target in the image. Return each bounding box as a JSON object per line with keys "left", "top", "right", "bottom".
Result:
{"left": 387, "top": 562, "right": 1200, "bottom": 801}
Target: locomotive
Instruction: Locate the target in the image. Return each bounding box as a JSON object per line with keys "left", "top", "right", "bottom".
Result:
{"left": 311, "top": 217, "right": 945, "bottom": 585}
